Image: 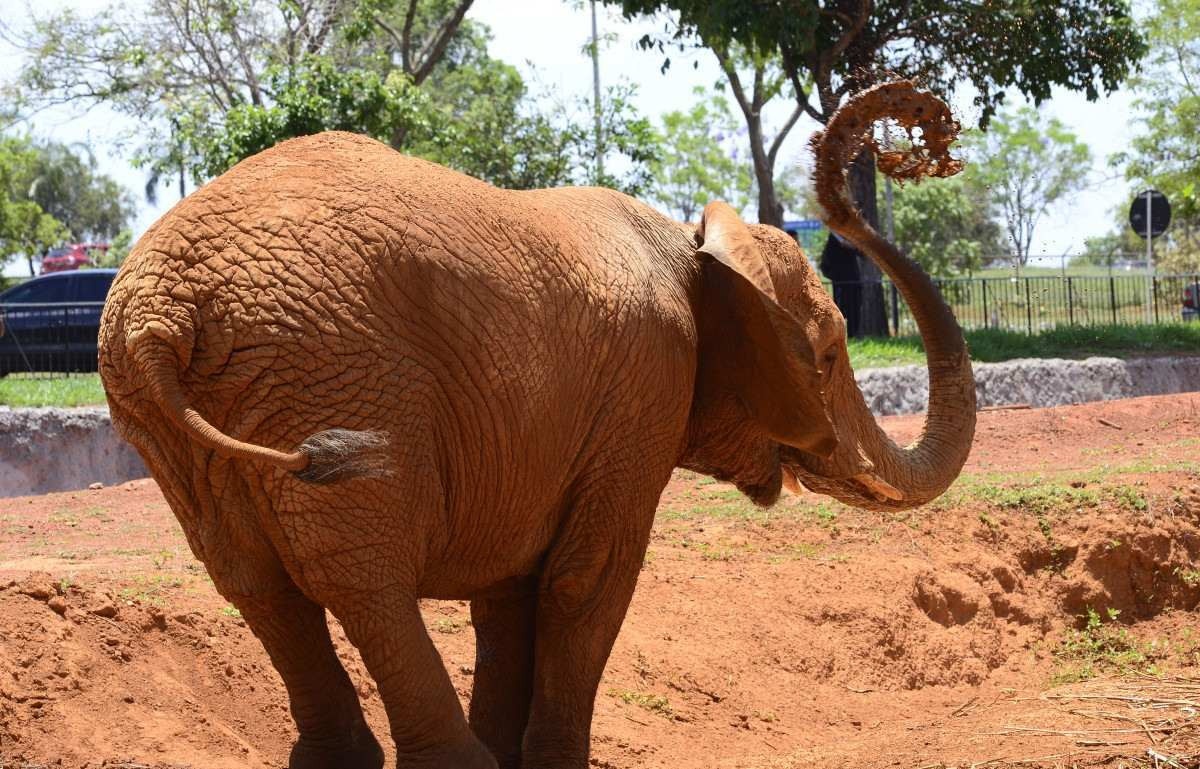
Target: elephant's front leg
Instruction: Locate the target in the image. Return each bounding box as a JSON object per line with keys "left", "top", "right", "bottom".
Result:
{"left": 520, "top": 490, "right": 656, "bottom": 769}
{"left": 468, "top": 579, "right": 538, "bottom": 769}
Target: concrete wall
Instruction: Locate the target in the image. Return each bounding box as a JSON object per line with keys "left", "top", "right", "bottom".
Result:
{"left": 857, "top": 355, "right": 1200, "bottom": 416}
{"left": 0, "top": 408, "right": 147, "bottom": 498}
{"left": 1, "top": 355, "right": 1197, "bottom": 498}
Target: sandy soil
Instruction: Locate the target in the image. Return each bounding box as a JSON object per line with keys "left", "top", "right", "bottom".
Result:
{"left": 2, "top": 393, "right": 1200, "bottom": 768}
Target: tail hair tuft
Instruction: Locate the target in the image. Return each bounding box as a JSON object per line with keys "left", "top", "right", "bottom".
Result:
{"left": 293, "top": 429, "right": 391, "bottom": 484}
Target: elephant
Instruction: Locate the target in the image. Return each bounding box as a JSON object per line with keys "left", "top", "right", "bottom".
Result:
{"left": 97, "top": 81, "right": 975, "bottom": 769}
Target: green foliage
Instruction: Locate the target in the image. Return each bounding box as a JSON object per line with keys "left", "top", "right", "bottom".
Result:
{"left": 964, "top": 107, "right": 1091, "bottom": 267}
{"left": 1112, "top": 0, "right": 1200, "bottom": 273}
{"left": 649, "top": 87, "right": 750, "bottom": 221}
{"left": 1076, "top": 227, "right": 1143, "bottom": 268}
{"left": 614, "top": 0, "right": 1144, "bottom": 128}
{"left": 7, "top": 0, "right": 657, "bottom": 198}
{"left": 93, "top": 229, "right": 133, "bottom": 268}
{"left": 0, "top": 136, "right": 70, "bottom": 274}
{"left": 181, "top": 57, "right": 435, "bottom": 180}
{"left": 22, "top": 141, "right": 136, "bottom": 241}
{"left": 1054, "top": 607, "right": 1159, "bottom": 683}
{"left": 890, "top": 173, "right": 1008, "bottom": 276}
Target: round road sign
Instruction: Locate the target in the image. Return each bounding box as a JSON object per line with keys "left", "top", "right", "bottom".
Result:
{"left": 1129, "top": 189, "right": 1171, "bottom": 239}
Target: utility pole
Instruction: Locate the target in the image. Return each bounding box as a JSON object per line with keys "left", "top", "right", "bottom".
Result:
{"left": 881, "top": 125, "right": 895, "bottom": 243}
{"left": 590, "top": 0, "right": 604, "bottom": 183}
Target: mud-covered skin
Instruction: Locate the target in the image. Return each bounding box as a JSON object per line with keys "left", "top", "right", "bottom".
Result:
{"left": 99, "top": 83, "right": 975, "bottom": 769}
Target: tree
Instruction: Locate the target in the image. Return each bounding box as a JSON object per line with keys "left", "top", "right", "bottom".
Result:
{"left": 890, "top": 173, "right": 1007, "bottom": 277}
{"left": 613, "top": 0, "right": 1144, "bottom": 334}
{"left": 648, "top": 88, "right": 750, "bottom": 221}
{"left": 7, "top": 0, "right": 658, "bottom": 196}
{"left": 0, "top": 137, "right": 70, "bottom": 275}
{"left": 710, "top": 43, "right": 805, "bottom": 227}
{"left": 5, "top": 0, "right": 476, "bottom": 192}
{"left": 965, "top": 107, "right": 1091, "bottom": 270}
{"left": 23, "top": 141, "right": 136, "bottom": 241}
{"left": 1114, "top": 0, "right": 1200, "bottom": 272}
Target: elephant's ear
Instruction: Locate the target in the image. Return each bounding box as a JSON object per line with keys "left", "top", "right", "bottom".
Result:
{"left": 695, "top": 201, "right": 837, "bottom": 458}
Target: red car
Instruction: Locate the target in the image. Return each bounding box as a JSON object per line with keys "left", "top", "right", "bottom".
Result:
{"left": 41, "top": 243, "right": 108, "bottom": 273}
{"left": 1185, "top": 282, "right": 1198, "bottom": 322}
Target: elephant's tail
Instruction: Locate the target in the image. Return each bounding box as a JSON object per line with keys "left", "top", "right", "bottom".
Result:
{"left": 126, "top": 321, "right": 389, "bottom": 484}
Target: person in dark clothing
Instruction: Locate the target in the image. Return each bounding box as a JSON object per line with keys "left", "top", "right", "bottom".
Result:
{"left": 819, "top": 232, "right": 862, "bottom": 338}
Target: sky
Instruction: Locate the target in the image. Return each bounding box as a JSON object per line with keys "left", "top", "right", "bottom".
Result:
{"left": 0, "top": 0, "right": 1146, "bottom": 275}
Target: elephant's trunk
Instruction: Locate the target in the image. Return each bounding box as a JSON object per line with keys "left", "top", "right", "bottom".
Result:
{"left": 787, "top": 81, "right": 976, "bottom": 511}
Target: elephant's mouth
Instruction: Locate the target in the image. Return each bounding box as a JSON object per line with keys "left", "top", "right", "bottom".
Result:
{"left": 780, "top": 446, "right": 906, "bottom": 506}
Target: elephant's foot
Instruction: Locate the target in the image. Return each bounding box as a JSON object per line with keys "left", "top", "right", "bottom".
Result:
{"left": 397, "top": 732, "right": 499, "bottom": 769}
{"left": 288, "top": 724, "right": 385, "bottom": 769}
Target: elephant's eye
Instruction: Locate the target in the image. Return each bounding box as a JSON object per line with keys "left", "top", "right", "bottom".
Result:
{"left": 821, "top": 347, "right": 839, "bottom": 376}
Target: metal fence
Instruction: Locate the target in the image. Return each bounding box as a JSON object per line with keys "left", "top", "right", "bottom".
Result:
{"left": 0, "top": 273, "right": 1197, "bottom": 378}
{"left": 0, "top": 302, "right": 107, "bottom": 378}
{"left": 824, "top": 273, "right": 1200, "bottom": 336}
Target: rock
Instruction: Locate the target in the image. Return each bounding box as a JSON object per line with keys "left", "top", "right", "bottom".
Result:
{"left": 89, "top": 599, "right": 118, "bottom": 618}
{"left": 88, "top": 482, "right": 104, "bottom": 490}
{"left": 17, "top": 576, "right": 57, "bottom": 602}
{"left": 47, "top": 596, "right": 67, "bottom": 615}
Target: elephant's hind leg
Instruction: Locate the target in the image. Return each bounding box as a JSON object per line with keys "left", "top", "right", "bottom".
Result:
{"left": 334, "top": 595, "right": 498, "bottom": 769}
{"left": 233, "top": 586, "right": 384, "bottom": 769}
{"left": 198, "top": 515, "right": 382, "bottom": 769}
{"left": 468, "top": 578, "right": 538, "bottom": 769}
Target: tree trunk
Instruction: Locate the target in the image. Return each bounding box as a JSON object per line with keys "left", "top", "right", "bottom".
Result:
{"left": 745, "top": 115, "right": 783, "bottom": 227}
{"left": 756, "top": 161, "right": 783, "bottom": 227}
{"left": 848, "top": 150, "right": 889, "bottom": 337}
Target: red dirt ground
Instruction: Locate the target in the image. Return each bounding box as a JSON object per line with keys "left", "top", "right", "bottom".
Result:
{"left": 2, "top": 393, "right": 1200, "bottom": 768}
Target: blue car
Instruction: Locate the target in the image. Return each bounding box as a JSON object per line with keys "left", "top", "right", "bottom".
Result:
{"left": 0, "top": 269, "right": 117, "bottom": 376}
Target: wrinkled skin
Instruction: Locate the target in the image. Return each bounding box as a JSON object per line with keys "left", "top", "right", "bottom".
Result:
{"left": 98, "top": 82, "right": 975, "bottom": 769}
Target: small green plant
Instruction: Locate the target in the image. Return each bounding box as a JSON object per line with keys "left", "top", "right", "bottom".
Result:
{"left": 117, "top": 574, "right": 184, "bottom": 606}
{"left": 220, "top": 605, "right": 242, "bottom": 618}
{"left": 1176, "top": 566, "right": 1200, "bottom": 588}
{"left": 609, "top": 689, "right": 673, "bottom": 717}
{"left": 431, "top": 617, "right": 469, "bottom": 635}
{"left": 1107, "top": 485, "right": 1149, "bottom": 512}
{"left": 1053, "top": 607, "right": 1160, "bottom": 684}
{"left": 698, "top": 544, "right": 737, "bottom": 562}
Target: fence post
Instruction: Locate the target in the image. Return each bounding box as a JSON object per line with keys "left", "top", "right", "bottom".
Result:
{"left": 63, "top": 305, "right": 70, "bottom": 377}
{"left": 1152, "top": 276, "right": 1160, "bottom": 324}
{"left": 982, "top": 280, "right": 989, "bottom": 329}
{"left": 1109, "top": 276, "right": 1117, "bottom": 325}
{"left": 1024, "top": 278, "right": 1032, "bottom": 334}
{"left": 1066, "top": 277, "right": 1074, "bottom": 326}
{"left": 892, "top": 278, "right": 902, "bottom": 333}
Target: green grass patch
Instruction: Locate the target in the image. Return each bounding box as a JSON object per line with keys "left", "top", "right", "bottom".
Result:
{"left": 1053, "top": 607, "right": 1162, "bottom": 684}
{"left": 0, "top": 374, "right": 107, "bottom": 407}
{"left": 847, "top": 323, "right": 1200, "bottom": 370}
{"left": 608, "top": 690, "right": 673, "bottom": 717}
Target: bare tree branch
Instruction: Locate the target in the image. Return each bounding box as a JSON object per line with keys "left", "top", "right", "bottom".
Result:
{"left": 410, "top": 0, "right": 474, "bottom": 84}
